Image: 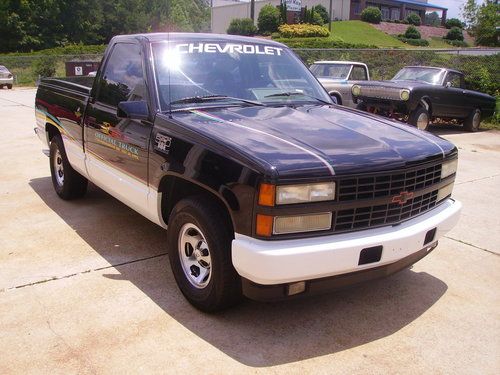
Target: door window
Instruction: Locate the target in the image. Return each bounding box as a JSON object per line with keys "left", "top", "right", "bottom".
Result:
{"left": 350, "top": 66, "right": 368, "bottom": 80}
{"left": 444, "top": 72, "right": 463, "bottom": 88}
{"left": 96, "top": 43, "right": 145, "bottom": 106}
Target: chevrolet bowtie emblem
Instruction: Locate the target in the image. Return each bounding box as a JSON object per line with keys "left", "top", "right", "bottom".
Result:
{"left": 392, "top": 191, "right": 414, "bottom": 205}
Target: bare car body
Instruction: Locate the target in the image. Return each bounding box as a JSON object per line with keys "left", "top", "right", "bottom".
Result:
{"left": 310, "top": 61, "right": 370, "bottom": 107}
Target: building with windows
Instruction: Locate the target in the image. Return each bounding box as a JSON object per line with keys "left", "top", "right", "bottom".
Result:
{"left": 211, "top": 0, "right": 448, "bottom": 34}
{"left": 349, "top": 0, "right": 447, "bottom": 25}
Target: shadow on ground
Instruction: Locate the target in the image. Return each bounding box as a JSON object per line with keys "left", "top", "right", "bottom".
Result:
{"left": 429, "top": 123, "right": 488, "bottom": 136}
{"left": 30, "top": 177, "right": 448, "bottom": 367}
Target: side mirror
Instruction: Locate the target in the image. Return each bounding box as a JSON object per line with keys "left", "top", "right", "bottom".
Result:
{"left": 445, "top": 81, "right": 452, "bottom": 88}
{"left": 117, "top": 101, "right": 149, "bottom": 120}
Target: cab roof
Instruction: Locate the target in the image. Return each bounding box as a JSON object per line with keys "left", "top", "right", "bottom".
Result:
{"left": 110, "top": 33, "right": 287, "bottom": 48}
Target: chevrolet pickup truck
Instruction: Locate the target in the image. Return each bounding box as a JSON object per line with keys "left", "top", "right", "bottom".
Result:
{"left": 35, "top": 33, "right": 462, "bottom": 312}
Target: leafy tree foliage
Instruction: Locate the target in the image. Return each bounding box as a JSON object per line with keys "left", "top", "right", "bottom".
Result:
{"left": 424, "top": 12, "right": 440, "bottom": 27}
{"left": 461, "top": 0, "right": 478, "bottom": 29}
{"left": 257, "top": 4, "right": 281, "bottom": 34}
{"left": 406, "top": 13, "right": 421, "bottom": 26}
{"left": 0, "top": 0, "right": 210, "bottom": 52}
{"left": 445, "top": 18, "right": 464, "bottom": 29}
{"left": 474, "top": 0, "right": 500, "bottom": 46}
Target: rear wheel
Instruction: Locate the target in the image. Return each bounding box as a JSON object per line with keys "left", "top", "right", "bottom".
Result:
{"left": 463, "top": 108, "right": 481, "bottom": 132}
{"left": 409, "top": 106, "right": 430, "bottom": 131}
{"left": 7, "top": 84, "right": 12, "bottom": 89}
{"left": 167, "top": 196, "right": 242, "bottom": 312}
{"left": 49, "top": 134, "right": 88, "bottom": 200}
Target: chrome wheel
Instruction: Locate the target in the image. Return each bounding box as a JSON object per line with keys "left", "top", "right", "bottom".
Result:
{"left": 53, "top": 148, "right": 64, "bottom": 187}
{"left": 472, "top": 111, "right": 481, "bottom": 130}
{"left": 178, "top": 223, "right": 212, "bottom": 289}
{"left": 417, "top": 112, "right": 429, "bottom": 130}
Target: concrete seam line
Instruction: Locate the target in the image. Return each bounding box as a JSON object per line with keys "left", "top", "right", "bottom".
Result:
{"left": 456, "top": 173, "right": 500, "bottom": 186}
{"left": 0, "top": 97, "right": 34, "bottom": 108}
{"left": 444, "top": 236, "right": 499, "bottom": 256}
{"left": 0, "top": 252, "right": 168, "bottom": 293}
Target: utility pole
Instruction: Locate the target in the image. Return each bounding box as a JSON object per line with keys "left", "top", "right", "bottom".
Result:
{"left": 329, "top": 0, "right": 333, "bottom": 32}
{"left": 251, "top": 0, "right": 255, "bottom": 21}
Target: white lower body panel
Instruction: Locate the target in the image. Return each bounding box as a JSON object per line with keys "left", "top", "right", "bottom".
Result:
{"left": 232, "top": 198, "right": 461, "bottom": 285}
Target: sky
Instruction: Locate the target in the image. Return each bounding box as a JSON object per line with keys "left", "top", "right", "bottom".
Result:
{"left": 408, "top": 0, "right": 486, "bottom": 19}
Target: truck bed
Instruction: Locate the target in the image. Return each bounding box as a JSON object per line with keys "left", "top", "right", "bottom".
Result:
{"left": 39, "top": 76, "right": 93, "bottom": 96}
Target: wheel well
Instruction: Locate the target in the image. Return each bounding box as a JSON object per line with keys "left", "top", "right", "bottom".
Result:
{"left": 420, "top": 98, "right": 432, "bottom": 116}
{"left": 159, "top": 175, "right": 234, "bottom": 232}
{"left": 46, "top": 123, "right": 60, "bottom": 142}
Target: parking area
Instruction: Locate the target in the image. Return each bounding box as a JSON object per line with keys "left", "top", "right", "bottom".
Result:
{"left": 1, "top": 88, "right": 499, "bottom": 374}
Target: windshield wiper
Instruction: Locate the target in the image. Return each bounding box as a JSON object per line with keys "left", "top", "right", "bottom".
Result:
{"left": 170, "top": 95, "right": 264, "bottom": 107}
{"left": 264, "top": 91, "right": 332, "bottom": 105}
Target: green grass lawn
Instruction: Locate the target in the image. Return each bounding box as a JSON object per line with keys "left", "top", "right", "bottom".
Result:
{"left": 330, "top": 21, "right": 407, "bottom": 48}
{"left": 427, "top": 37, "right": 452, "bottom": 49}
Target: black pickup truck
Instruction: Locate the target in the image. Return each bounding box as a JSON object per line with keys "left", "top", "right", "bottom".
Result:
{"left": 35, "top": 33, "right": 461, "bottom": 311}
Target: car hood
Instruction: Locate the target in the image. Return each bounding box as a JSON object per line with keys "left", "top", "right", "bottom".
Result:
{"left": 357, "top": 80, "right": 434, "bottom": 90}
{"left": 167, "top": 105, "right": 456, "bottom": 178}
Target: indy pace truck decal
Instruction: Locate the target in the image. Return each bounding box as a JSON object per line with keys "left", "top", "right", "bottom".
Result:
{"left": 35, "top": 33, "right": 462, "bottom": 312}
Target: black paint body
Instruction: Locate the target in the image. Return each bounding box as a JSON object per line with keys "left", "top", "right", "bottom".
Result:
{"left": 36, "top": 34, "right": 458, "bottom": 241}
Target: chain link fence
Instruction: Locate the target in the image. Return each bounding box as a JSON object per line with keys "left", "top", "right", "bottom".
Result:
{"left": 1, "top": 49, "right": 499, "bottom": 96}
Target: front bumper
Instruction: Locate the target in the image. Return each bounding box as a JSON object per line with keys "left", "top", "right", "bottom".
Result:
{"left": 232, "top": 198, "right": 461, "bottom": 299}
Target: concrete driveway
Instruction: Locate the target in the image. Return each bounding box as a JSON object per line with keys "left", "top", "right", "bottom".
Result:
{"left": 1, "top": 88, "right": 499, "bottom": 374}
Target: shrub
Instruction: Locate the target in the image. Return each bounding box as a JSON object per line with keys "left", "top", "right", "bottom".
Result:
{"left": 258, "top": 4, "right": 281, "bottom": 34}
{"left": 314, "top": 4, "right": 330, "bottom": 25}
{"left": 404, "top": 25, "right": 421, "bottom": 39}
{"left": 227, "top": 18, "right": 257, "bottom": 36}
{"left": 397, "top": 37, "right": 429, "bottom": 46}
{"left": 406, "top": 13, "right": 421, "bottom": 26}
{"left": 445, "top": 26, "right": 464, "bottom": 41}
{"left": 401, "top": 19, "right": 409, "bottom": 24}
{"left": 445, "top": 39, "right": 468, "bottom": 47}
{"left": 302, "top": 6, "right": 325, "bottom": 25}
{"left": 445, "top": 18, "right": 464, "bottom": 29}
{"left": 361, "top": 7, "right": 382, "bottom": 24}
{"left": 31, "top": 56, "right": 57, "bottom": 78}
{"left": 274, "top": 37, "right": 375, "bottom": 49}
{"left": 278, "top": 23, "right": 330, "bottom": 38}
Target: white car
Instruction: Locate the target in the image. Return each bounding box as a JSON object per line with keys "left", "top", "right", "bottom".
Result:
{"left": 0, "top": 65, "right": 14, "bottom": 89}
{"left": 310, "top": 61, "right": 370, "bottom": 108}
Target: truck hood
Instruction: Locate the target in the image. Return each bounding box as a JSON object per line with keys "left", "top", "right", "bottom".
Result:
{"left": 166, "top": 105, "right": 456, "bottom": 178}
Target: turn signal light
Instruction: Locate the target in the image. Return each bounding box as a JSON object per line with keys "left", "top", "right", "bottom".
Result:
{"left": 256, "top": 214, "right": 273, "bottom": 237}
{"left": 258, "top": 183, "right": 275, "bottom": 206}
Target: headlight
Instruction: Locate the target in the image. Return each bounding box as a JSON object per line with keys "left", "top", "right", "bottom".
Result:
{"left": 276, "top": 182, "right": 335, "bottom": 205}
{"left": 437, "top": 183, "right": 454, "bottom": 202}
{"left": 441, "top": 159, "right": 458, "bottom": 179}
{"left": 400, "top": 89, "right": 410, "bottom": 101}
{"left": 352, "top": 85, "right": 361, "bottom": 96}
{"left": 274, "top": 212, "right": 332, "bottom": 234}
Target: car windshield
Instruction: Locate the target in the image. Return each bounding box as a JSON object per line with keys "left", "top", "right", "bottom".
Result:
{"left": 310, "top": 63, "right": 351, "bottom": 79}
{"left": 392, "top": 67, "right": 443, "bottom": 84}
{"left": 152, "top": 41, "right": 331, "bottom": 110}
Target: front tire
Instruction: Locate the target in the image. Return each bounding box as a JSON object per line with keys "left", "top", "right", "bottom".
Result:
{"left": 409, "top": 106, "right": 430, "bottom": 131}
{"left": 49, "top": 134, "right": 88, "bottom": 200}
{"left": 167, "top": 196, "right": 242, "bottom": 312}
{"left": 7, "top": 84, "right": 12, "bottom": 89}
{"left": 463, "top": 108, "right": 481, "bottom": 132}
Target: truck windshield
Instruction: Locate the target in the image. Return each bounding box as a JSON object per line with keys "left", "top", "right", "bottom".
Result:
{"left": 392, "top": 67, "right": 444, "bottom": 84}
{"left": 310, "top": 63, "right": 351, "bottom": 79}
{"left": 152, "top": 41, "right": 331, "bottom": 110}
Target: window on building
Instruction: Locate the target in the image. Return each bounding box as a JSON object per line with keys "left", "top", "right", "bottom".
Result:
{"left": 391, "top": 8, "right": 400, "bottom": 20}
{"left": 381, "top": 7, "right": 390, "bottom": 20}
{"left": 352, "top": 0, "right": 362, "bottom": 15}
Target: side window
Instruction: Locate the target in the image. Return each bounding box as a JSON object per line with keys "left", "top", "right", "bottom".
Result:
{"left": 350, "top": 66, "right": 368, "bottom": 81}
{"left": 445, "top": 72, "right": 463, "bottom": 88}
{"left": 96, "top": 43, "right": 145, "bottom": 106}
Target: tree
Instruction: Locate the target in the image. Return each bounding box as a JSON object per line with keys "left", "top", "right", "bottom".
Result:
{"left": 257, "top": 4, "right": 281, "bottom": 34}
{"left": 424, "top": 12, "right": 440, "bottom": 27}
{"left": 461, "top": 0, "right": 478, "bottom": 29}
{"left": 474, "top": 0, "right": 500, "bottom": 46}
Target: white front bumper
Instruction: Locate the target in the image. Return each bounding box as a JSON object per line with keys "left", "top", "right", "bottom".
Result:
{"left": 232, "top": 198, "right": 461, "bottom": 285}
